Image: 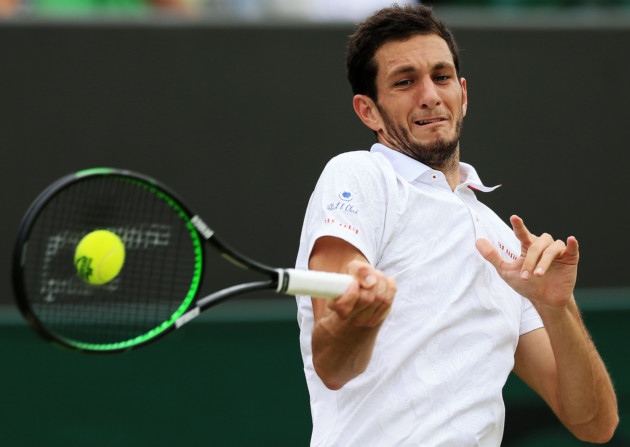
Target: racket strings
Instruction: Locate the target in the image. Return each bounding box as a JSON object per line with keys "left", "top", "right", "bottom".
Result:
{"left": 21, "top": 176, "right": 201, "bottom": 348}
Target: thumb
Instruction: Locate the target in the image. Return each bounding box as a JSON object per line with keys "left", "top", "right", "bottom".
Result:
{"left": 475, "top": 238, "right": 504, "bottom": 271}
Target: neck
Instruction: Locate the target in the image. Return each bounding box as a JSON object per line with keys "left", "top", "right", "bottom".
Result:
{"left": 427, "top": 146, "right": 460, "bottom": 191}
{"left": 441, "top": 157, "right": 461, "bottom": 191}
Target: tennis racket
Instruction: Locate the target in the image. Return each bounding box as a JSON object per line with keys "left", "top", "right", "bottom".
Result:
{"left": 12, "top": 168, "right": 352, "bottom": 354}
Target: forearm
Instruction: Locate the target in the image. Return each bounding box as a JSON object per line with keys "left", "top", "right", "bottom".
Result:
{"left": 536, "top": 297, "right": 618, "bottom": 442}
{"left": 307, "top": 238, "right": 395, "bottom": 390}
{"left": 312, "top": 309, "right": 382, "bottom": 390}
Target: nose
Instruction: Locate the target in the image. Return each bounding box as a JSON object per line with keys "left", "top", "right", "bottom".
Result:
{"left": 417, "top": 77, "right": 441, "bottom": 109}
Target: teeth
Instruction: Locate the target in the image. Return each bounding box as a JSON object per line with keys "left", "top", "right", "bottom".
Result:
{"left": 418, "top": 119, "right": 440, "bottom": 125}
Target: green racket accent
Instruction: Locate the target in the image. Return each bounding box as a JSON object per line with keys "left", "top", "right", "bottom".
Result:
{"left": 62, "top": 175, "right": 204, "bottom": 352}
{"left": 12, "top": 167, "right": 289, "bottom": 354}
{"left": 75, "top": 167, "right": 117, "bottom": 177}
{"left": 13, "top": 169, "right": 205, "bottom": 353}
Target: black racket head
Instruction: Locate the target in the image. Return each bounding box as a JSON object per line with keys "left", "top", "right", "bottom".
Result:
{"left": 12, "top": 168, "right": 204, "bottom": 353}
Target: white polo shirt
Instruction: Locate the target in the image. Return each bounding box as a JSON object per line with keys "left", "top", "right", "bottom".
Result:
{"left": 295, "top": 144, "right": 543, "bottom": 446}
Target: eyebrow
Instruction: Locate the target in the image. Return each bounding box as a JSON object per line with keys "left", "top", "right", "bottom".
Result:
{"left": 433, "top": 61, "right": 455, "bottom": 71}
{"left": 390, "top": 65, "right": 416, "bottom": 77}
{"left": 389, "top": 60, "right": 455, "bottom": 77}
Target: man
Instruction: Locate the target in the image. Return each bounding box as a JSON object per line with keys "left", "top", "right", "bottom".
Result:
{"left": 295, "top": 5, "right": 618, "bottom": 446}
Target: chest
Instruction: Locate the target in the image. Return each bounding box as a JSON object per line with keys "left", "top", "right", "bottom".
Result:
{"left": 378, "top": 183, "right": 519, "bottom": 268}
{"left": 374, "top": 181, "right": 524, "bottom": 352}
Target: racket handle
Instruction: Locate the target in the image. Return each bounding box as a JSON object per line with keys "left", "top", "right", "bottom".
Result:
{"left": 278, "top": 268, "right": 354, "bottom": 299}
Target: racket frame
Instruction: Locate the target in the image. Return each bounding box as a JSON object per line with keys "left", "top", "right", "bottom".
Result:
{"left": 12, "top": 168, "right": 352, "bottom": 354}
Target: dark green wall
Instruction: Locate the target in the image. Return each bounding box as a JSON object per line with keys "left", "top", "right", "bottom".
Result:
{"left": 0, "top": 313, "right": 312, "bottom": 446}
{"left": 2, "top": 23, "right": 630, "bottom": 306}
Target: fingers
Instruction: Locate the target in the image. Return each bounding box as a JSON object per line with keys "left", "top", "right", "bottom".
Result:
{"left": 475, "top": 238, "right": 504, "bottom": 271}
{"left": 348, "top": 260, "right": 378, "bottom": 290}
{"left": 329, "top": 260, "right": 396, "bottom": 327}
{"left": 566, "top": 236, "right": 580, "bottom": 258}
{"left": 510, "top": 216, "right": 580, "bottom": 280}
{"left": 510, "top": 215, "right": 534, "bottom": 248}
{"left": 479, "top": 216, "right": 580, "bottom": 281}
{"left": 521, "top": 236, "right": 565, "bottom": 279}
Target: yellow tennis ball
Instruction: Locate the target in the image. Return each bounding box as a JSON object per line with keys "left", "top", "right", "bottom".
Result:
{"left": 75, "top": 230, "right": 125, "bottom": 285}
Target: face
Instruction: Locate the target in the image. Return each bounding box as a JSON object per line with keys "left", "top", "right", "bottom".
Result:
{"left": 354, "top": 33, "right": 468, "bottom": 170}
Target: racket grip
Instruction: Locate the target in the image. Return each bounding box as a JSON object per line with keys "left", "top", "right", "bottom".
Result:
{"left": 278, "top": 268, "right": 354, "bottom": 299}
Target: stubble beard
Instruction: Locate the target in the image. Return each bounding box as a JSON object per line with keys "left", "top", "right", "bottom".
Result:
{"left": 378, "top": 105, "right": 463, "bottom": 171}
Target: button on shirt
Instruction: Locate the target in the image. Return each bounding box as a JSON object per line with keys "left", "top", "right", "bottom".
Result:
{"left": 296, "top": 143, "right": 543, "bottom": 446}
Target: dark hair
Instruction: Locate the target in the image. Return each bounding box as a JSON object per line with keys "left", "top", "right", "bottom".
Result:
{"left": 346, "top": 5, "right": 460, "bottom": 101}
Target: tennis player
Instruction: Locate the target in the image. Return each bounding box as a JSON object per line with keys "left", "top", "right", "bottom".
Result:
{"left": 295, "top": 5, "right": 618, "bottom": 445}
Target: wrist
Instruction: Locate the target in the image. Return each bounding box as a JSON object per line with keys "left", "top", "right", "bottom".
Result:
{"left": 533, "top": 295, "right": 578, "bottom": 323}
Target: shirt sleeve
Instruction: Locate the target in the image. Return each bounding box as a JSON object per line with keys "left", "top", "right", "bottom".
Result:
{"left": 519, "top": 296, "right": 544, "bottom": 335}
{"left": 296, "top": 151, "right": 399, "bottom": 269}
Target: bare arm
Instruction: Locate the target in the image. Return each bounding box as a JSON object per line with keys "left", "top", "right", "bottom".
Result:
{"left": 308, "top": 236, "right": 396, "bottom": 390}
{"left": 476, "top": 215, "right": 618, "bottom": 443}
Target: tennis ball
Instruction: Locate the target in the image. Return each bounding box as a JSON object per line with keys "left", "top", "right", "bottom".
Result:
{"left": 75, "top": 230, "right": 125, "bottom": 285}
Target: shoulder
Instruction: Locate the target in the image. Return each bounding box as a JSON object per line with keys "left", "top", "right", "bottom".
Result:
{"left": 321, "top": 150, "right": 397, "bottom": 182}
{"left": 326, "top": 149, "right": 390, "bottom": 166}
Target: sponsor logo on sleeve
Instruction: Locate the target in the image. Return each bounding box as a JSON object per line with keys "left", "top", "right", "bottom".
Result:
{"left": 326, "top": 191, "right": 359, "bottom": 214}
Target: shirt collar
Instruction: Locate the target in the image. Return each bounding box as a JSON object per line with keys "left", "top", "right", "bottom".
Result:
{"left": 370, "top": 143, "right": 500, "bottom": 192}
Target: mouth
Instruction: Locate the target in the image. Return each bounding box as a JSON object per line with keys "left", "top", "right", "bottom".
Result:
{"left": 414, "top": 117, "right": 446, "bottom": 127}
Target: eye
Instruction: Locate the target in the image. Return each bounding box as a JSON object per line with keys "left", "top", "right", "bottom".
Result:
{"left": 434, "top": 74, "right": 451, "bottom": 83}
{"left": 394, "top": 79, "right": 413, "bottom": 87}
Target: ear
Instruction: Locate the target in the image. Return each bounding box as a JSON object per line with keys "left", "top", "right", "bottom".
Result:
{"left": 352, "top": 94, "right": 382, "bottom": 132}
{"left": 460, "top": 77, "right": 468, "bottom": 116}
